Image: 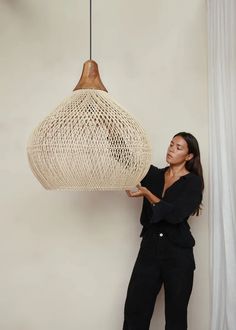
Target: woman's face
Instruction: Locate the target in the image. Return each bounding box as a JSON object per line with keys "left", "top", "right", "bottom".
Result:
{"left": 166, "top": 135, "right": 193, "bottom": 165}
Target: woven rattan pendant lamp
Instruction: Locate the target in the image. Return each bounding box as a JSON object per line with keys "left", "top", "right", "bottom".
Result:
{"left": 27, "top": 0, "right": 152, "bottom": 191}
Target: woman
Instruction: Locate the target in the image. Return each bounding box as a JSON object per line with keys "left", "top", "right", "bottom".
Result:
{"left": 123, "top": 132, "right": 204, "bottom": 330}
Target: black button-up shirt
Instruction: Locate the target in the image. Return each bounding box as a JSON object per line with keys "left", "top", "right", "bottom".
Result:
{"left": 139, "top": 164, "right": 202, "bottom": 248}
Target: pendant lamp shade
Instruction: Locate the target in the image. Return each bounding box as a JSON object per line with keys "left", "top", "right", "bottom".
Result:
{"left": 27, "top": 61, "right": 152, "bottom": 191}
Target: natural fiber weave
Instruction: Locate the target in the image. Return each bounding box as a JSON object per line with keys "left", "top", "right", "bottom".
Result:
{"left": 27, "top": 89, "right": 152, "bottom": 190}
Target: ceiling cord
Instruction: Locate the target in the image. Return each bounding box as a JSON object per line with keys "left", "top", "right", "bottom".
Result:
{"left": 90, "top": 0, "right": 92, "bottom": 60}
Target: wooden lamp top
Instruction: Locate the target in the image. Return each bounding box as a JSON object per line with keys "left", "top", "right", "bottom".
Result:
{"left": 73, "top": 60, "right": 108, "bottom": 92}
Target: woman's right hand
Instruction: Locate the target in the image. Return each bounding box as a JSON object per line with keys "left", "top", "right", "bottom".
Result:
{"left": 126, "top": 184, "right": 150, "bottom": 198}
{"left": 126, "top": 184, "right": 160, "bottom": 204}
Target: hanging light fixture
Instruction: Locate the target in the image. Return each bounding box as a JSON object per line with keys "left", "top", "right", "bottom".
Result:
{"left": 27, "top": 0, "right": 152, "bottom": 191}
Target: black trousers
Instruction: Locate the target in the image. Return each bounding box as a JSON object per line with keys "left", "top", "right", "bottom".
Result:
{"left": 122, "top": 228, "right": 195, "bottom": 330}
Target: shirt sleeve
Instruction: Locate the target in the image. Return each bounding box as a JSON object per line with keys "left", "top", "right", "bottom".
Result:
{"left": 150, "top": 175, "right": 202, "bottom": 225}
{"left": 140, "top": 164, "right": 154, "bottom": 186}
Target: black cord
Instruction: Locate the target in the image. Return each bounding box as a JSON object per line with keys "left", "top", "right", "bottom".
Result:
{"left": 90, "top": 0, "right": 92, "bottom": 60}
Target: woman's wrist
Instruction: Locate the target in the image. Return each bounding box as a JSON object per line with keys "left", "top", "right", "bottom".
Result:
{"left": 145, "top": 190, "right": 160, "bottom": 204}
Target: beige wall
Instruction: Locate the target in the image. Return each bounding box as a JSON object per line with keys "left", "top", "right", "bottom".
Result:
{"left": 0, "top": 0, "right": 209, "bottom": 329}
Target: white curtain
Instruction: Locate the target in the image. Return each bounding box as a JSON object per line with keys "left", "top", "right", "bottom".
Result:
{"left": 208, "top": 0, "right": 236, "bottom": 329}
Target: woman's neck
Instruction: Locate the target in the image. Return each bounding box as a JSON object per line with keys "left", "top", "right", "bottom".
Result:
{"left": 167, "top": 164, "right": 189, "bottom": 178}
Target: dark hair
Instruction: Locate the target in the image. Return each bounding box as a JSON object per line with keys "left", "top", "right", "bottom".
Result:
{"left": 174, "top": 132, "right": 204, "bottom": 216}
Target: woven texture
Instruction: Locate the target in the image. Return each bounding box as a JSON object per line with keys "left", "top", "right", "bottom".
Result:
{"left": 27, "top": 89, "right": 152, "bottom": 190}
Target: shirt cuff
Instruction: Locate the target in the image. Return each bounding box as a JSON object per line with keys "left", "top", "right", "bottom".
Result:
{"left": 150, "top": 200, "right": 174, "bottom": 223}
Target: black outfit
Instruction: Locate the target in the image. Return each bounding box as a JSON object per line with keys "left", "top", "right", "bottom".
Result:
{"left": 123, "top": 165, "right": 202, "bottom": 330}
